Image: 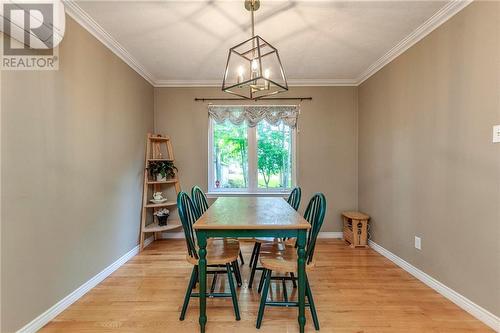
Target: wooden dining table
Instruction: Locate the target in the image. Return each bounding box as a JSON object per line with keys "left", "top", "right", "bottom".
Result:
{"left": 193, "top": 196, "right": 311, "bottom": 333}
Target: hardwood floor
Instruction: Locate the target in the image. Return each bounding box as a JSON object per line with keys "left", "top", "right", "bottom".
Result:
{"left": 41, "top": 239, "right": 493, "bottom": 332}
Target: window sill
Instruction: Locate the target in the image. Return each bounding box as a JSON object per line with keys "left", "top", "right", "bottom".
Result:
{"left": 206, "top": 192, "right": 290, "bottom": 198}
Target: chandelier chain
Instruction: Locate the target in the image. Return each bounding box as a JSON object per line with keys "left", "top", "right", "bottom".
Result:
{"left": 251, "top": 9, "right": 255, "bottom": 37}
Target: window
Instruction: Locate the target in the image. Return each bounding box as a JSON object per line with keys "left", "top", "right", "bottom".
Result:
{"left": 257, "top": 121, "right": 293, "bottom": 189}
{"left": 208, "top": 105, "right": 297, "bottom": 194}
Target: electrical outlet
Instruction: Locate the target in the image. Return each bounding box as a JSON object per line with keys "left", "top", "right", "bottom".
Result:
{"left": 415, "top": 236, "right": 422, "bottom": 250}
{"left": 493, "top": 125, "right": 500, "bottom": 143}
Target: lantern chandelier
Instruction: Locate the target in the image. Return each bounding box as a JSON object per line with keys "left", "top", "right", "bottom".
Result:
{"left": 222, "top": 0, "right": 288, "bottom": 99}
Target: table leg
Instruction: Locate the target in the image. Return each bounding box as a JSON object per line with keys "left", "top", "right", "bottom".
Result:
{"left": 297, "top": 229, "right": 307, "bottom": 333}
{"left": 198, "top": 232, "right": 207, "bottom": 333}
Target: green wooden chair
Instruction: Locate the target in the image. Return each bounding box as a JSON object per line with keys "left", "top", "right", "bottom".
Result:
{"left": 177, "top": 192, "right": 241, "bottom": 321}
{"left": 191, "top": 185, "right": 245, "bottom": 268}
{"left": 255, "top": 193, "right": 326, "bottom": 330}
{"left": 248, "top": 187, "right": 302, "bottom": 288}
{"left": 191, "top": 185, "right": 209, "bottom": 218}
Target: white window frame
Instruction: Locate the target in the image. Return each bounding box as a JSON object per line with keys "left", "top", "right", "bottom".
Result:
{"left": 207, "top": 118, "right": 297, "bottom": 197}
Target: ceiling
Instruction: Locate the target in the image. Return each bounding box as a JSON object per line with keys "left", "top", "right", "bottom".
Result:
{"left": 68, "top": 0, "right": 467, "bottom": 86}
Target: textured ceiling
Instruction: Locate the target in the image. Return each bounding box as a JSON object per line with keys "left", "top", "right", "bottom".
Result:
{"left": 75, "top": 0, "right": 449, "bottom": 84}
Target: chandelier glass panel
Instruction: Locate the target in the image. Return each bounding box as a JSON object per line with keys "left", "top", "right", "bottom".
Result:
{"left": 222, "top": 0, "right": 288, "bottom": 99}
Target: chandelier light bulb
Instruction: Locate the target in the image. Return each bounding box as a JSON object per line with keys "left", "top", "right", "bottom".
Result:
{"left": 237, "top": 66, "right": 244, "bottom": 84}
{"left": 251, "top": 59, "right": 259, "bottom": 76}
{"left": 264, "top": 69, "right": 270, "bottom": 89}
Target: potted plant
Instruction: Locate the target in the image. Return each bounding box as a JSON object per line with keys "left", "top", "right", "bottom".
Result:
{"left": 148, "top": 160, "right": 178, "bottom": 181}
{"left": 154, "top": 208, "right": 170, "bottom": 226}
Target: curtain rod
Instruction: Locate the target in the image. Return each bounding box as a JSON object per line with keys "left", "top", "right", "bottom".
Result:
{"left": 194, "top": 97, "right": 312, "bottom": 102}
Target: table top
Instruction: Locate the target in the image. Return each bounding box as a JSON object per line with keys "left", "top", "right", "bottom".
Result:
{"left": 193, "top": 197, "right": 311, "bottom": 230}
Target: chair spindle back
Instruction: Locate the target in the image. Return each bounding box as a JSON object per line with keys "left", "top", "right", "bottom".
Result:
{"left": 287, "top": 187, "right": 301, "bottom": 211}
{"left": 177, "top": 191, "right": 200, "bottom": 259}
{"left": 303, "top": 193, "right": 327, "bottom": 264}
{"left": 191, "top": 186, "right": 209, "bottom": 219}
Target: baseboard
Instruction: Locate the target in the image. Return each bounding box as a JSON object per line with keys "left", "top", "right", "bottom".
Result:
{"left": 15, "top": 234, "right": 497, "bottom": 332}
{"left": 16, "top": 237, "right": 154, "bottom": 333}
{"left": 160, "top": 231, "right": 185, "bottom": 239}
{"left": 318, "top": 231, "right": 343, "bottom": 238}
{"left": 369, "top": 240, "right": 500, "bottom": 332}
{"left": 18, "top": 231, "right": 341, "bottom": 331}
{"left": 159, "top": 231, "right": 343, "bottom": 239}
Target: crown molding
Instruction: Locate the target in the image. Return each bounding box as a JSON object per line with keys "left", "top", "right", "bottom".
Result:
{"left": 356, "top": 0, "right": 474, "bottom": 85}
{"left": 64, "top": 0, "right": 472, "bottom": 88}
{"left": 63, "top": 0, "right": 156, "bottom": 86}
{"left": 287, "top": 78, "right": 358, "bottom": 87}
{"left": 154, "top": 79, "right": 221, "bottom": 87}
{"left": 155, "top": 78, "right": 358, "bottom": 87}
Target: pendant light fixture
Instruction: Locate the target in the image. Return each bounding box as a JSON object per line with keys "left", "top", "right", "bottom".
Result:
{"left": 222, "top": 0, "right": 288, "bottom": 99}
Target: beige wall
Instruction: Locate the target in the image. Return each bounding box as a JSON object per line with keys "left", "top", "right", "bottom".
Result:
{"left": 358, "top": 1, "right": 500, "bottom": 316}
{"left": 1, "top": 17, "right": 154, "bottom": 332}
{"left": 154, "top": 86, "right": 358, "bottom": 232}
{"left": 2, "top": 1, "right": 499, "bottom": 330}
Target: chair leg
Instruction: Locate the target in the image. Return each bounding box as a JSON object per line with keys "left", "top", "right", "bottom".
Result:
{"left": 210, "top": 272, "right": 218, "bottom": 293}
{"left": 239, "top": 250, "right": 245, "bottom": 265}
{"left": 232, "top": 260, "right": 242, "bottom": 287}
{"left": 248, "top": 242, "right": 261, "bottom": 288}
{"left": 256, "top": 268, "right": 272, "bottom": 329}
{"left": 226, "top": 263, "right": 241, "bottom": 321}
{"left": 257, "top": 267, "right": 268, "bottom": 293}
{"left": 179, "top": 266, "right": 198, "bottom": 321}
{"left": 249, "top": 242, "right": 258, "bottom": 267}
{"left": 290, "top": 272, "right": 297, "bottom": 288}
{"left": 282, "top": 277, "right": 288, "bottom": 302}
{"left": 306, "top": 276, "right": 320, "bottom": 330}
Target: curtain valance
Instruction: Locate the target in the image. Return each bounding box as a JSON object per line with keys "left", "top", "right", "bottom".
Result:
{"left": 208, "top": 105, "right": 299, "bottom": 128}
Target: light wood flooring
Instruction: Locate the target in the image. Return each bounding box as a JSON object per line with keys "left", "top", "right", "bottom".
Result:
{"left": 41, "top": 239, "right": 493, "bottom": 332}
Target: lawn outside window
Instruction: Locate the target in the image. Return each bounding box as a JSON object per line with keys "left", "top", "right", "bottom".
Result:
{"left": 207, "top": 105, "right": 298, "bottom": 196}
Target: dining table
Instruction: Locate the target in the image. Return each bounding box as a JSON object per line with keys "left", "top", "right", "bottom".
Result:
{"left": 193, "top": 196, "right": 311, "bottom": 333}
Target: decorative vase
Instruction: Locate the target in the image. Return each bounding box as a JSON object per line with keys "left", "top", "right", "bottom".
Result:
{"left": 157, "top": 214, "right": 169, "bottom": 226}
{"left": 156, "top": 173, "right": 166, "bottom": 181}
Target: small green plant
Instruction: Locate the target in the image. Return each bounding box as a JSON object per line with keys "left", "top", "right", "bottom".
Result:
{"left": 149, "top": 160, "right": 178, "bottom": 180}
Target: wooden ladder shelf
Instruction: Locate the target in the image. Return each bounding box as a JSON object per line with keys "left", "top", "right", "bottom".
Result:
{"left": 139, "top": 133, "right": 182, "bottom": 251}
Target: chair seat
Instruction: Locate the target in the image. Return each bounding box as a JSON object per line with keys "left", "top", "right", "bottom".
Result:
{"left": 260, "top": 242, "right": 287, "bottom": 253}
{"left": 260, "top": 247, "right": 315, "bottom": 274}
{"left": 260, "top": 239, "right": 295, "bottom": 253}
{"left": 254, "top": 237, "right": 293, "bottom": 246}
{"left": 253, "top": 237, "right": 278, "bottom": 244}
{"left": 187, "top": 239, "right": 240, "bottom": 266}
